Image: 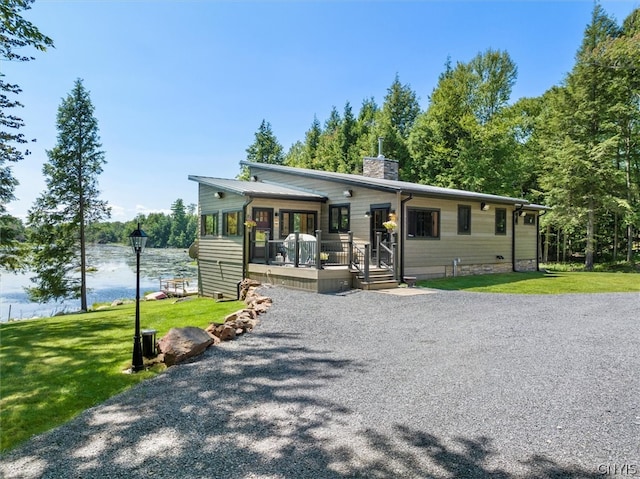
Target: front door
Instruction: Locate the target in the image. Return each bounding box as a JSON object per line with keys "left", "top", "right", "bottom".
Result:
{"left": 252, "top": 208, "right": 273, "bottom": 263}
{"left": 370, "top": 205, "right": 390, "bottom": 256}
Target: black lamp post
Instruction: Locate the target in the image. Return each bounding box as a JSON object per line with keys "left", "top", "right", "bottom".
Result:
{"left": 129, "top": 222, "right": 148, "bottom": 372}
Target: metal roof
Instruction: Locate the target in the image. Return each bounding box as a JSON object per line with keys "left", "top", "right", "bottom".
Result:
{"left": 240, "top": 161, "right": 531, "bottom": 205}
{"left": 188, "top": 175, "right": 327, "bottom": 201}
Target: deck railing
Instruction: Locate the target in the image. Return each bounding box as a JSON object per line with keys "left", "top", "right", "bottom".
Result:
{"left": 376, "top": 231, "right": 398, "bottom": 280}
{"left": 249, "top": 230, "right": 391, "bottom": 280}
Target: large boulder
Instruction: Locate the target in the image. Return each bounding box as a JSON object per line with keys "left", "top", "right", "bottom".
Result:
{"left": 157, "top": 327, "right": 215, "bottom": 366}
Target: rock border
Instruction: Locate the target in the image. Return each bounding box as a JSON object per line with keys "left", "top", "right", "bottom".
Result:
{"left": 153, "top": 279, "right": 270, "bottom": 367}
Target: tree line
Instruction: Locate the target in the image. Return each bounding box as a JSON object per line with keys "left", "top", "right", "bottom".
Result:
{"left": 1, "top": 2, "right": 638, "bottom": 310}
{"left": 245, "top": 5, "right": 640, "bottom": 270}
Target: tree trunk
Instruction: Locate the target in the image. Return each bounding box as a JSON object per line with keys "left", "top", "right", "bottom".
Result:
{"left": 543, "top": 224, "right": 550, "bottom": 263}
{"left": 585, "top": 199, "right": 595, "bottom": 271}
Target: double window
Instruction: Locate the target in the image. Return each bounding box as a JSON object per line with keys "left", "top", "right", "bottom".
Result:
{"left": 279, "top": 210, "right": 317, "bottom": 238}
{"left": 329, "top": 204, "right": 350, "bottom": 233}
{"left": 201, "top": 213, "right": 218, "bottom": 236}
{"left": 407, "top": 208, "right": 440, "bottom": 239}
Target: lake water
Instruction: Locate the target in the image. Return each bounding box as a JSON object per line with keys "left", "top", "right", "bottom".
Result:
{"left": 0, "top": 244, "right": 198, "bottom": 321}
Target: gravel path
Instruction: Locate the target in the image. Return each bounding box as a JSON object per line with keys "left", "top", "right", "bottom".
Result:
{"left": 1, "top": 286, "right": 639, "bottom": 478}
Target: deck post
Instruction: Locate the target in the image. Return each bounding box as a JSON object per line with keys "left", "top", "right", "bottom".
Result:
{"left": 392, "top": 240, "right": 398, "bottom": 280}
{"left": 315, "top": 229, "right": 322, "bottom": 270}
{"left": 264, "top": 231, "right": 270, "bottom": 265}
{"left": 347, "top": 231, "right": 353, "bottom": 267}
{"left": 364, "top": 243, "right": 370, "bottom": 283}
{"left": 376, "top": 231, "right": 382, "bottom": 268}
{"left": 294, "top": 231, "right": 300, "bottom": 268}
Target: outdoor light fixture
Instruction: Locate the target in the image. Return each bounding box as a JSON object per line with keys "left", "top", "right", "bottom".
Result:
{"left": 364, "top": 211, "right": 371, "bottom": 218}
{"left": 128, "top": 223, "right": 148, "bottom": 373}
{"left": 214, "top": 191, "right": 224, "bottom": 199}
{"left": 480, "top": 202, "right": 490, "bottom": 211}
{"left": 343, "top": 189, "right": 353, "bottom": 198}
{"left": 520, "top": 210, "right": 527, "bottom": 217}
{"left": 250, "top": 175, "right": 258, "bottom": 182}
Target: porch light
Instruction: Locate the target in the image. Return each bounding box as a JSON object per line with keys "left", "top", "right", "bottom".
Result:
{"left": 214, "top": 191, "right": 224, "bottom": 199}
{"left": 343, "top": 189, "right": 353, "bottom": 198}
{"left": 365, "top": 211, "right": 371, "bottom": 218}
{"left": 480, "top": 202, "right": 490, "bottom": 211}
{"left": 520, "top": 210, "right": 527, "bottom": 217}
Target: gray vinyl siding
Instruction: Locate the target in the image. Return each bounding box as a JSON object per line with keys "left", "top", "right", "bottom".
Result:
{"left": 403, "top": 197, "right": 513, "bottom": 269}
{"left": 250, "top": 168, "right": 397, "bottom": 243}
{"left": 197, "top": 184, "right": 246, "bottom": 299}
{"left": 198, "top": 237, "right": 243, "bottom": 299}
{"left": 515, "top": 215, "right": 538, "bottom": 261}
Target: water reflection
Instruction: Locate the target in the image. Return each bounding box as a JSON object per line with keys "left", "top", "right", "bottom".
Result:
{"left": 0, "top": 244, "right": 197, "bottom": 321}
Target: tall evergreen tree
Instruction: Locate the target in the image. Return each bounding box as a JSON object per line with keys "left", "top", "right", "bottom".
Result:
{"left": 240, "top": 119, "right": 283, "bottom": 178}
{"left": 284, "top": 116, "right": 321, "bottom": 169}
{"left": 375, "top": 75, "right": 421, "bottom": 179}
{"left": 0, "top": 0, "right": 53, "bottom": 210}
{"left": 27, "top": 79, "right": 110, "bottom": 310}
{"left": 538, "top": 5, "right": 623, "bottom": 269}
{"left": 169, "top": 198, "right": 188, "bottom": 248}
{"left": 0, "top": 0, "right": 53, "bottom": 270}
{"left": 600, "top": 8, "right": 640, "bottom": 261}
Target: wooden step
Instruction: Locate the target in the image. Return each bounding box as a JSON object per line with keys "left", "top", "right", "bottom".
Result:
{"left": 358, "top": 279, "right": 400, "bottom": 290}
{"left": 352, "top": 268, "right": 399, "bottom": 290}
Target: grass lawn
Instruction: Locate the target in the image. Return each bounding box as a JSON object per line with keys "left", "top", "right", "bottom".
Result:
{"left": 418, "top": 270, "right": 640, "bottom": 294}
{"left": 0, "top": 297, "right": 243, "bottom": 452}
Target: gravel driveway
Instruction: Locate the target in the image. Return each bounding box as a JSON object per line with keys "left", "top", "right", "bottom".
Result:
{"left": 1, "top": 286, "right": 639, "bottom": 479}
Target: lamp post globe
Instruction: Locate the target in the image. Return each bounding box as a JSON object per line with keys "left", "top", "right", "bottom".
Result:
{"left": 129, "top": 223, "right": 148, "bottom": 373}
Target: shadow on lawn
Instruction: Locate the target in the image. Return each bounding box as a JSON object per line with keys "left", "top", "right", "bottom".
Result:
{"left": 1, "top": 331, "right": 602, "bottom": 479}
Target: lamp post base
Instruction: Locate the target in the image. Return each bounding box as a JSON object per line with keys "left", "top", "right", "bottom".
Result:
{"left": 132, "top": 336, "right": 144, "bottom": 372}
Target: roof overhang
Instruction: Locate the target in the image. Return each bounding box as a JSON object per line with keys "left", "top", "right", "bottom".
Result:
{"left": 188, "top": 175, "right": 327, "bottom": 202}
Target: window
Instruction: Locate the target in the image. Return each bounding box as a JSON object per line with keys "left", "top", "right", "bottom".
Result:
{"left": 201, "top": 213, "right": 218, "bottom": 236}
{"left": 223, "top": 211, "right": 241, "bottom": 236}
{"left": 279, "top": 210, "right": 317, "bottom": 238}
{"left": 495, "top": 208, "right": 507, "bottom": 235}
{"left": 457, "top": 205, "right": 471, "bottom": 235}
{"left": 523, "top": 213, "right": 536, "bottom": 225}
{"left": 407, "top": 208, "right": 440, "bottom": 239}
{"left": 329, "top": 204, "right": 350, "bottom": 233}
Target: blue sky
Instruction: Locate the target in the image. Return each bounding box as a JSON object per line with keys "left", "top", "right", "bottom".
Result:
{"left": 5, "top": 0, "right": 638, "bottom": 221}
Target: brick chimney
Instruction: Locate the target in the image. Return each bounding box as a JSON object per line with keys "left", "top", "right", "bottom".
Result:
{"left": 362, "top": 137, "right": 398, "bottom": 181}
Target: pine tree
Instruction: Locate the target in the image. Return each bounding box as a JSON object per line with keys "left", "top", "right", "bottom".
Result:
{"left": 245, "top": 119, "right": 284, "bottom": 164}
{"left": 169, "top": 198, "right": 188, "bottom": 248}
{"left": 240, "top": 119, "right": 284, "bottom": 179}
{"left": 0, "top": 0, "right": 53, "bottom": 270}
{"left": 27, "top": 79, "right": 110, "bottom": 310}
{"left": 538, "top": 5, "right": 623, "bottom": 270}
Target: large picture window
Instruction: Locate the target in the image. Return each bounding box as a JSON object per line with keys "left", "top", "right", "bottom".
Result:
{"left": 495, "top": 208, "right": 507, "bottom": 235}
{"left": 329, "top": 204, "right": 350, "bottom": 233}
{"left": 458, "top": 205, "right": 471, "bottom": 235}
{"left": 223, "top": 211, "right": 241, "bottom": 236}
{"left": 407, "top": 208, "right": 440, "bottom": 239}
{"left": 201, "top": 213, "right": 218, "bottom": 236}
{"left": 279, "top": 210, "right": 317, "bottom": 238}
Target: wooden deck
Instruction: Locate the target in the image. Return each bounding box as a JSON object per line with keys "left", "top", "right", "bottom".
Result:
{"left": 160, "top": 277, "right": 198, "bottom": 297}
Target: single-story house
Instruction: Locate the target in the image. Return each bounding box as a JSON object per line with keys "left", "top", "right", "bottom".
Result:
{"left": 189, "top": 155, "right": 548, "bottom": 298}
